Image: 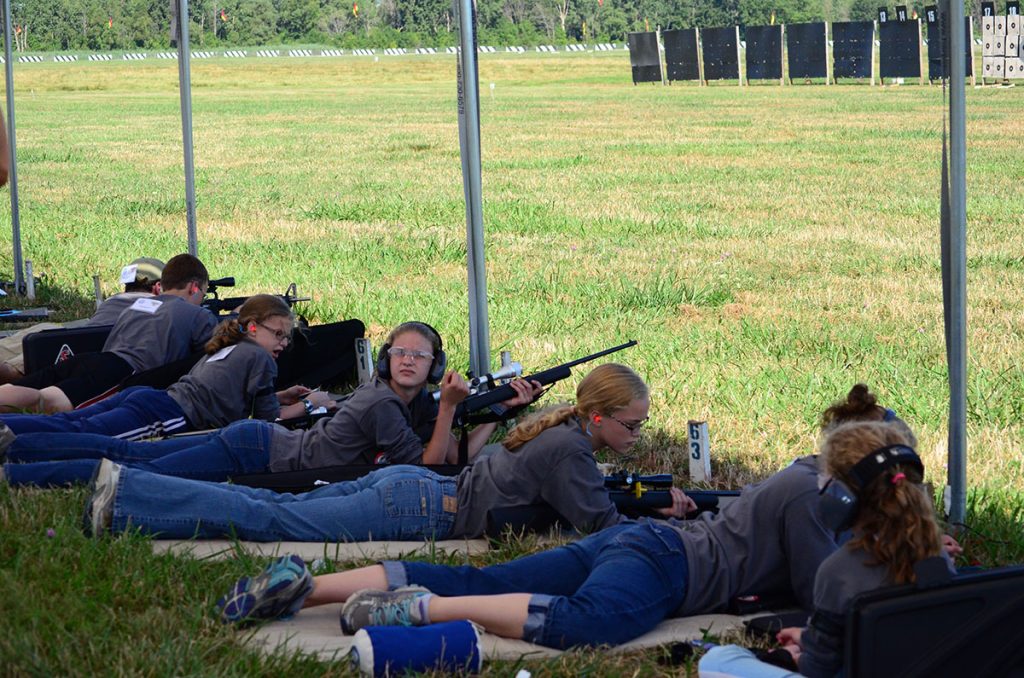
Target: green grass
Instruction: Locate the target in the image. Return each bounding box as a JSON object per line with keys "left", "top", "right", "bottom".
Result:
{"left": 1, "top": 53, "right": 1023, "bottom": 673}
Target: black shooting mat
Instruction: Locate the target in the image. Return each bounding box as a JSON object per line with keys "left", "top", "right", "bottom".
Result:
{"left": 832, "top": 20, "right": 875, "bottom": 78}
{"left": 628, "top": 31, "right": 663, "bottom": 83}
{"left": 663, "top": 28, "right": 701, "bottom": 81}
{"left": 745, "top": 25, "right": 783, "bottom": 79}
{"left": 926, "top": 14, "right": 974, "bottom": 80}
{"left": 880, "top": 19, "right": 922, "bottom": 77}
{"left": 786, "top": 22, "right": 828, "bottom": 78}
{"left": 702, "top": 26, "right": 740, "bottom": 80}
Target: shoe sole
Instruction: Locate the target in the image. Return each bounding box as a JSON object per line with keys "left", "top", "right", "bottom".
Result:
{"left": 218, "top": 555, "right": 312, "bottom": 625}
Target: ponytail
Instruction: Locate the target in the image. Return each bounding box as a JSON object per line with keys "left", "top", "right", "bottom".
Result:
{"left": 822, "top": 421, "right": 943, "bottom": 585}
{"left": 204, "top": 294, "right": 293, "bottom": 356}
{"left": 503, "top": 405, "right": 576, "bottom": 450}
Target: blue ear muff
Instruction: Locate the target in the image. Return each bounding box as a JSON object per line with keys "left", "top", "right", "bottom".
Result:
{"left": 818, "top": 444, "right": 924, "bottom": 532}
{"left": 376, "top": 322, "right": 446, "bottom": 385}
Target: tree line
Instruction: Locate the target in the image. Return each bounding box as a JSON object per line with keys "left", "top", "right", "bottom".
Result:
{"left": 4, "top": 0, "right": 984, "bottom": 51}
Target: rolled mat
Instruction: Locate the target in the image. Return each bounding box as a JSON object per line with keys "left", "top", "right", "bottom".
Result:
{"left": 349, "top": 621, "right": 484, "bottom": 676}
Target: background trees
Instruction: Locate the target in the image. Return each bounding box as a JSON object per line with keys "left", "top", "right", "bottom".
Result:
{"left": 0, "top": 0, "right": 939, "bottom": 50}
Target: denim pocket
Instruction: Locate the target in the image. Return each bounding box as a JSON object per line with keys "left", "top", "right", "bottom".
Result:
{"left": 612, "top": 521, "right": 686, "bottom": 559}
{"left": 383, "top": 479, "right": 431, "bottom": 518}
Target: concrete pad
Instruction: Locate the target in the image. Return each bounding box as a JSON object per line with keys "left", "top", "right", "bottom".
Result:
{"left": 246, "top": 602, "right": 755, "bottom": 662}
{"left": 151, "top": 539, "right": 490, "bottom": 562}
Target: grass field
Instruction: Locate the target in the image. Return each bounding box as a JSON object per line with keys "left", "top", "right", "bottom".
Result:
{"left": 1, "top": 52, "right": 1023, "bottom": 674}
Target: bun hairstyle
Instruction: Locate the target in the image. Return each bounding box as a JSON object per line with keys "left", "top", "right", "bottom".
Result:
{"left": 821, "top": 421, "right": 943, "bottom": 585}
{"left": 820, "top": 383, "right": 917, "bottom": 447}
{"left": 503, "top": 363, "right": 648, "bottom": 451}
{"left": 205, "top": 294, "right": 293, "bottom": 354}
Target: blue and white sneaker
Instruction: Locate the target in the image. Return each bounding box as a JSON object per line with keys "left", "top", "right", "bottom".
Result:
{"left": 339, "top": 586, "right": 432, "bottom": 634}
{"left": 216, "top": 554, "right": 314, "bottom": 625}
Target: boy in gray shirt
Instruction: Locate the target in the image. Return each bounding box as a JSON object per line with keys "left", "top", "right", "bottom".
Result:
{"left": 0, "top": 254, "right": 215, "bottom": 414}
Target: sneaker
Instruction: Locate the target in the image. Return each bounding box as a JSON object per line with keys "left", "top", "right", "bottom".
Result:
{"left": 81, "top": 459, "right": 121, "bottom": 537}
{"left": 339, "top": 586, "right": 432, "bottom": 634}
{"left": 216, "top": 554, "right": 313, "bottom": 625}
{"left": 0, "top": 422, "right": 14, "bottom": 461}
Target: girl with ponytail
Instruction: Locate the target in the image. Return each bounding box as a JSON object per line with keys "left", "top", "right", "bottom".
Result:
{"left": 3, "top": 295, "right": 332, "bottom": 486}
{"left": 699, "top": 420, "right": 955, "bottom": 677}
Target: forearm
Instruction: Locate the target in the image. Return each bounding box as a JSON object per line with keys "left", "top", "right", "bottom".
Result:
{"left": 421, "top": 403, "right": 458, "bottom": 464}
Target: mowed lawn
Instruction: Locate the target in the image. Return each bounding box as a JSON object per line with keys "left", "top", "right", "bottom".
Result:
{"left": 1, "top": 53, "right": 1022, "bottom": 674}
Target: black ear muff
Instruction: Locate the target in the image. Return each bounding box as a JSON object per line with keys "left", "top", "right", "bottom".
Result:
{"left": 376, "top": 342, "right": 392, "bottom": 381}
{"left": 818, "top": 444, "right": 924, "bottom": 533}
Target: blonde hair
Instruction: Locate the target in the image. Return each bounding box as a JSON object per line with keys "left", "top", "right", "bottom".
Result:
{"left": 205, "top": 294, "right": 293, "bottom": 354}
{"left": 821, "top": 421, "right": 943, "bottom": 584}
{"left": 502, "top": 363, "right": 648, "bottom": 450}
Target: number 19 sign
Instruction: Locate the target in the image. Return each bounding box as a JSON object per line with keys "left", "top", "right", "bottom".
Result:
{"left": 688, "top": 420, "right": 712, "bottom": 483}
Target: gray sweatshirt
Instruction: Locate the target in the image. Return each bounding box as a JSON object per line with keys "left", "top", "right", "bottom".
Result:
{"left": 798, "top": 545, "right": 955, "bottom": 677}
{"left": 89, "top": 292, "right": 155, "bottom": 326}
{"left": 669, "top": 456, "right": 840, "bottom": 616}
{"left": 452, "top": 418, "right": 626, "bottom": 538}
{"left": 102, "top": 294, "right": 217, "bottom": 372}
{"left": 268, "top": 377, "right": 437, "bottom": 471}
{"left": 166, "top": 340, "right": 279, "bottom": 429}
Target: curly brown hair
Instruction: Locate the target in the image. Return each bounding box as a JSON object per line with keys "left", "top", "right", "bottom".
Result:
{"left": 502, "top": 363, "right": 647, "bottom": 451}
{"left": 821, "top": 421, "right": 943, "bottom": 584}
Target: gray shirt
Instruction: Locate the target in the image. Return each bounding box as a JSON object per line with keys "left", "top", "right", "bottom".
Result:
{"left": 799, "top": 545, "right": 955, "bottom": 677}
{"left": 669, "top": 456, "right": 839, "bottom": 617}
{"left": 167, "top": 339, "right": 279, "bottom": 429}
{"left": 268, "top": 377, "right": 437, "bottom": 471}
{"left": 452, "top": 418, "right": 626, "bottom": 538}
{"left": 88, "top": 292, "right": 155, "bottom": 327}
{"left": 102, "top": 294, "right": 217, "bottom": 372}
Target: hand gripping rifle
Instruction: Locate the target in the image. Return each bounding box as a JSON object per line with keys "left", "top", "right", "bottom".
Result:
{"left": 446, "top": 339, "right": 637, "bottom": 466}
{"left": 450, "top": 340, "right": 639, "bottom": 429}
{"left": 604, "top": 472, "right": 737, "bottom": 517}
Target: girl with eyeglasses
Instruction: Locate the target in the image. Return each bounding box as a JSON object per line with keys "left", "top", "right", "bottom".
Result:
{"left": 1, "top": 295, "right": 333, "bottom": 487}
{"left": 79, "top": 362, "right": 694, "bottom": 542}
{"left": 2, "top": 321, "right": 497, "bottom": 488}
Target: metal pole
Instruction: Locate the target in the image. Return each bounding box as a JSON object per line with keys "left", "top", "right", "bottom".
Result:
{"left": 455, "top": 0, "right": 490, "bottom": 377}
{"left": 176, "top": 0, "right": 198, "bottom": 256}
{"left": 3, "top": 0, "right": 24, "bottom": 293}
{"left": 946, "top": 0, "right": 968, "bottom": 525}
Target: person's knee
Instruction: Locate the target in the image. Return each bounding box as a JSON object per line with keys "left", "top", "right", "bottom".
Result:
{"left": 39, "top": 387, "right": 73, "bottom": 413}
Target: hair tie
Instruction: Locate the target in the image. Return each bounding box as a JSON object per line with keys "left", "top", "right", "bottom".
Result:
{"left": 891, "top": 472, "right": 906, "bottom": 485}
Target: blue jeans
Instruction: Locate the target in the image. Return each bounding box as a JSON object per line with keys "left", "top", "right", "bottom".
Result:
{"left": 4, "top": 420, "right": 272, "bottom": 487}
{"left": 1, "top": 386, "right": 187, "bottom": 438}
{"left": 383, "top": 519, "right": 690, "bottom": 649}
{"left": 110, "top": 464, "right": 459, "bottom": 542}
{"left": 698, "top": 646, "right": 801, "bottom": 677}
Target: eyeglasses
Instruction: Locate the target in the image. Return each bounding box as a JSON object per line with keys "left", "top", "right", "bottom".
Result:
{"left": 608, "top": 413, "right": 648, "bottom": 433}
{"left": 388, "top": 347, "right": 434, "bottom": 362}
{"left": 258, "top": 322, "right": 292, "bottom": 343}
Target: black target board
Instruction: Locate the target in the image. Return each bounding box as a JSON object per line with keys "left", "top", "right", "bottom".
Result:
{"left": 627, "top": 31, "right": 663, "bottom": 83}
{"left": 745, "top": 25, "right": 783, "bottom": 79}
{"left": 879, "top": 19, "right": 921, "bottom": 78}
{"left": 926, "top": 14, "right": 973, "bottom": 80}
{"left": 832, "top": 21, "right": 875, "bottom": 78}
{"left": 787, "top": 22, "right": 828, "bottom": 78}
{"left": 702, "top": 26, "right": 740, "bottom": 80}
{"left": 663, "top": 28, "right": 701, "bottom": 81}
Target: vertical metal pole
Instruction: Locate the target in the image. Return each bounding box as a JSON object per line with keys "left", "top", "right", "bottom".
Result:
{"left": 3, "top": 0, "right": 24, "bottom": 293}
{"left": 946, "top": 0, "right": 968, "bottom": 525}
{"left": 176, "top": 0, "right": 198, "bottom": 256}
{"left": 455, "top": 0, "right": 490, "bottom": 377}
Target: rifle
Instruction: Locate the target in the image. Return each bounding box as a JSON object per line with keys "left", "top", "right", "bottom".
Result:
{"left": 451, "top": 340, "right": 638, "bottom": 428}
{"left": 202, "top": 279, "right": 311, "bottom": 316}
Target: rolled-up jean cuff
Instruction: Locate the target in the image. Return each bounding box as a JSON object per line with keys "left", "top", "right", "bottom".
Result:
{"left": 380, "top": 560, "right": 409, "bottom": 589}
{"left": 522, "top": 594, "right": 554, "bottom": 644}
